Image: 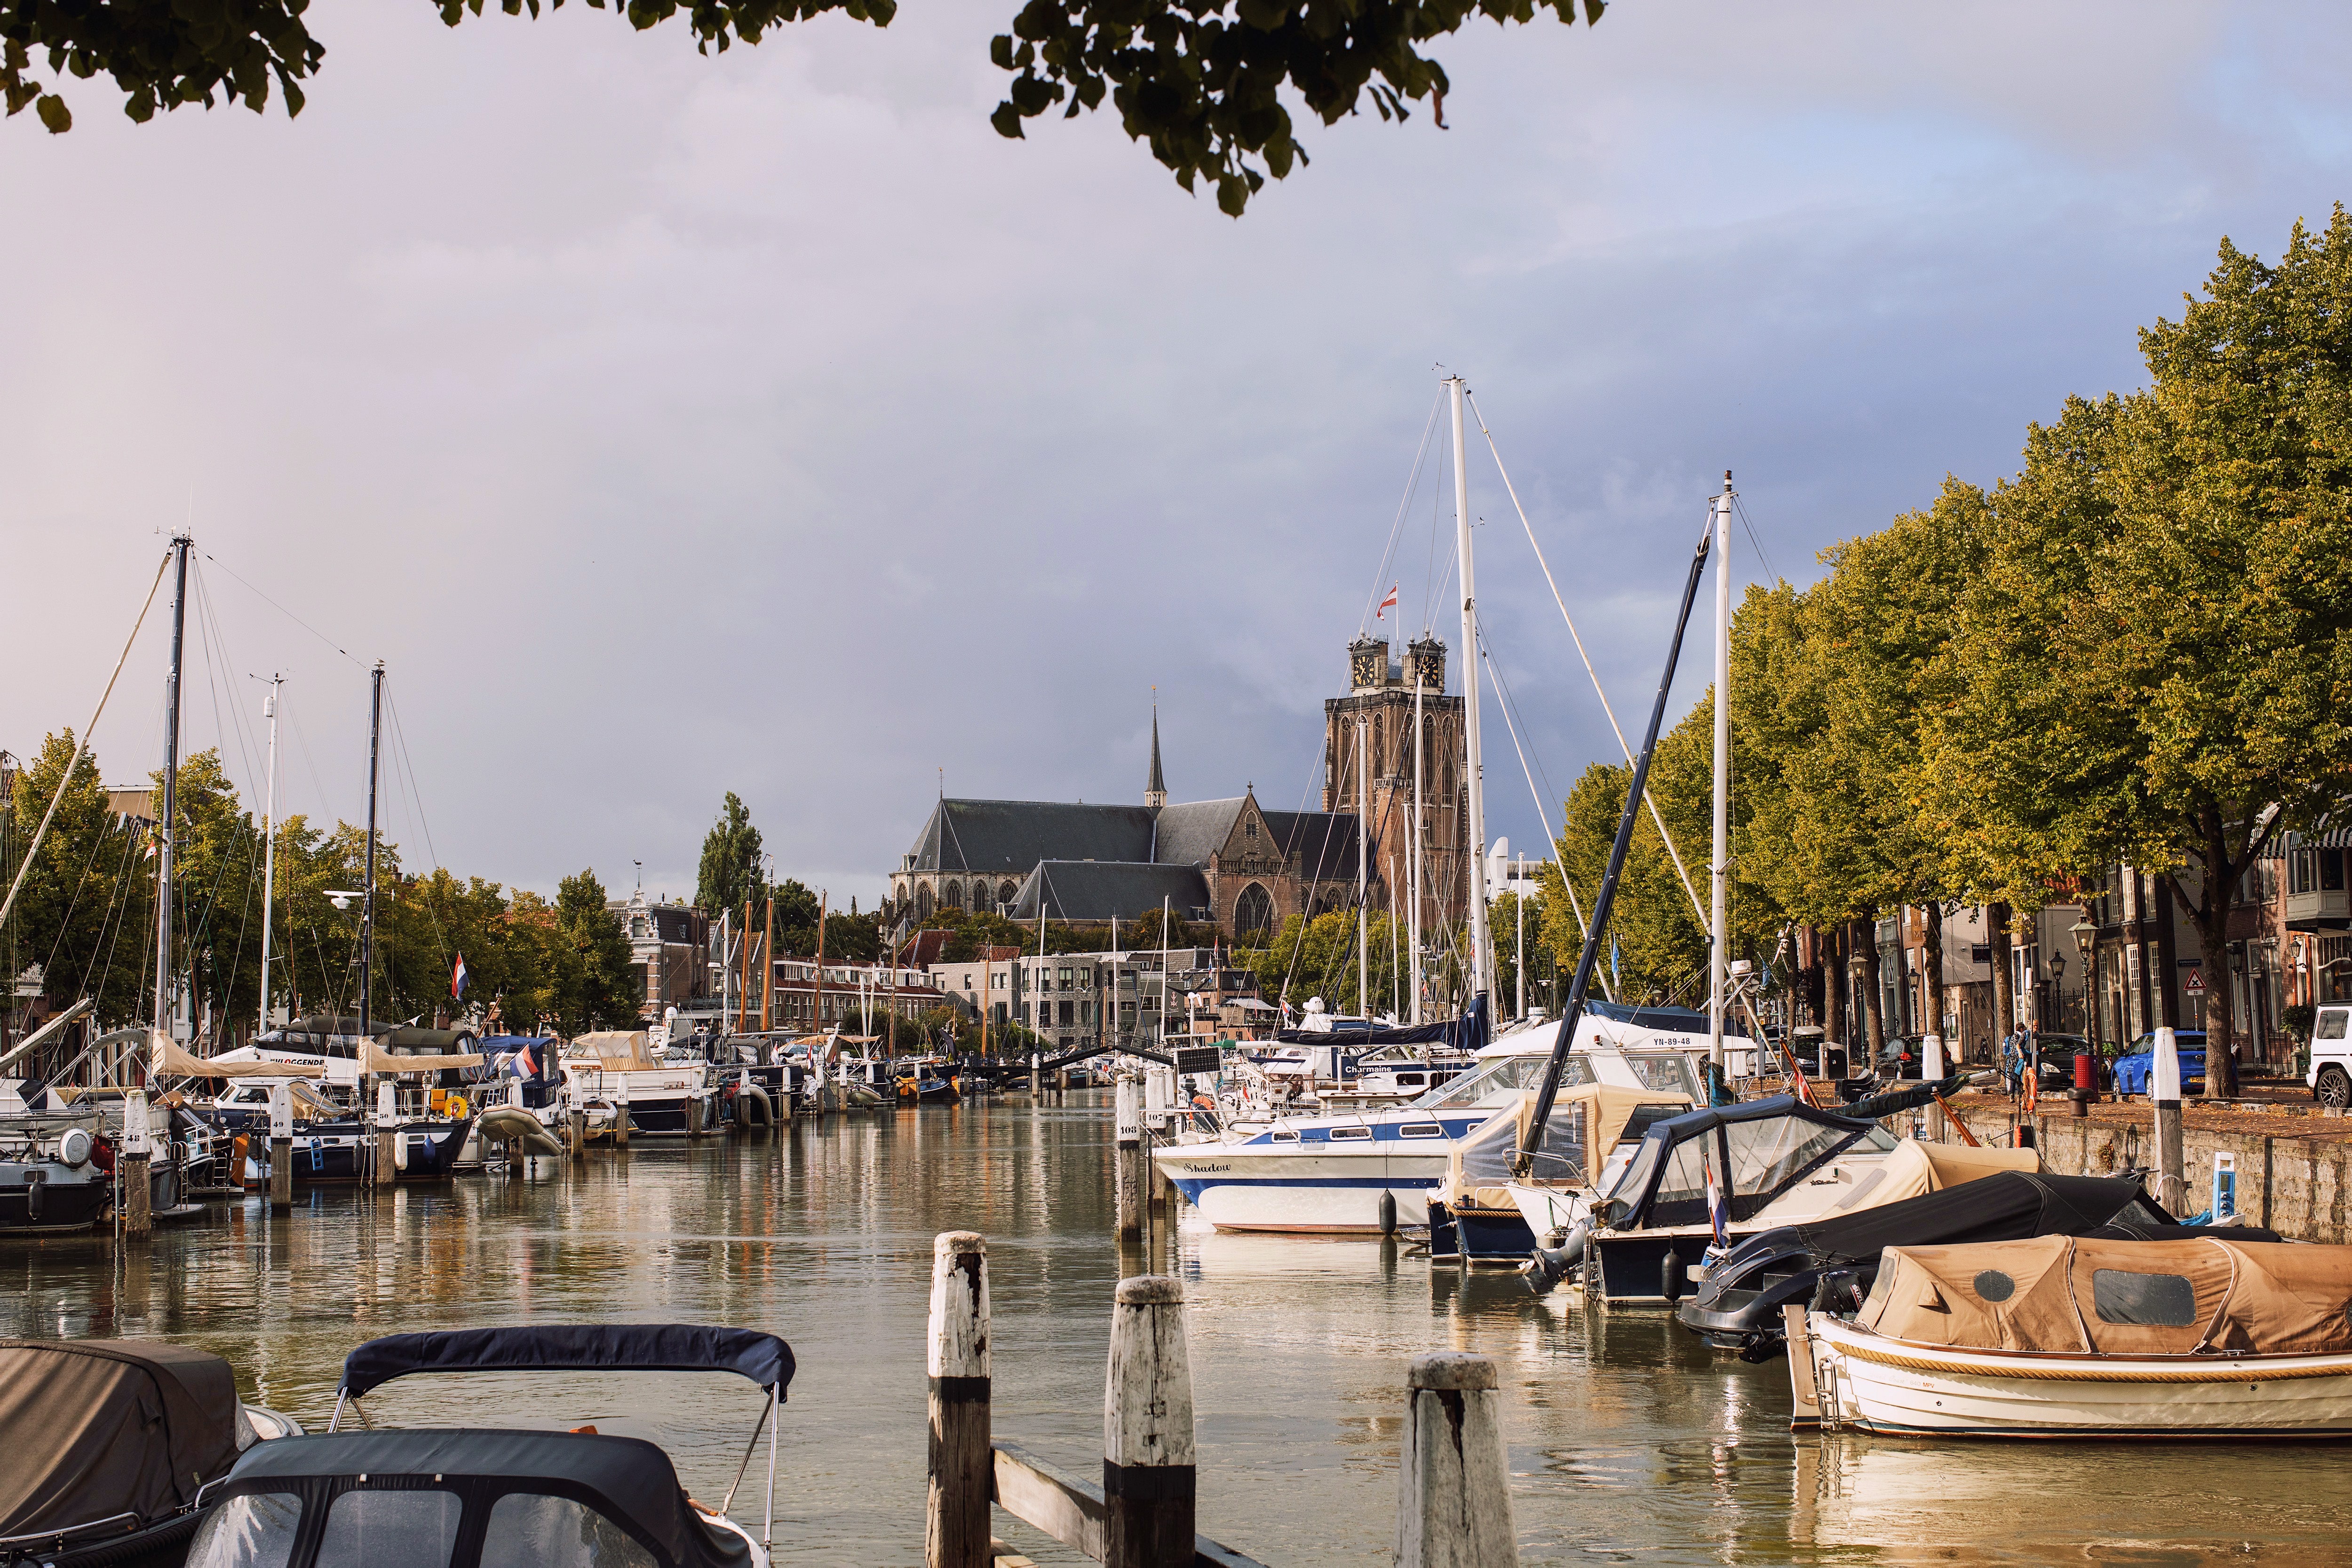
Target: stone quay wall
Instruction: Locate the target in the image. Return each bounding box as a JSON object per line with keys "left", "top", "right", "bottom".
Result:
{"left": 1940, "top": 1102, "right": 2352, "bottom": 1245}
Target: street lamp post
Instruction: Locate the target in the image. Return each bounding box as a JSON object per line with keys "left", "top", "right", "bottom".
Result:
{"left": 2070, "top": 917, "right": 2098, "bottom": 1048}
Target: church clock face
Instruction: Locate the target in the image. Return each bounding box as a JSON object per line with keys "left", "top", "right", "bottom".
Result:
{"left": 1351, "top": 642, "right": 1382, "bottom": 690}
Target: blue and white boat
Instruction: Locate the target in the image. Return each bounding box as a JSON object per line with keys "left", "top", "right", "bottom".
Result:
{"left": 1155, "top": 1001, "right": 1748, "bottom": 1234}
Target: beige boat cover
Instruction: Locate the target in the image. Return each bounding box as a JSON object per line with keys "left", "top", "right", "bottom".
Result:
{"left": 568, "top": 1030, "right": 659, "bottom": 1070}
{"left": 1817, "top": 1137, "right": 2040, "bottom": 1219}
{"left": 1446, "top": 1083, "right": 1693, "bottom": 1208}
{"left": 1859, "top": 1235, "right": 2352, "bottom": 1356}
{"left": 152, "top": 1031, "right": 326, "bottom": 1080}
{"left": 360, "top": 1039, "right": 485, "bottom": 1075}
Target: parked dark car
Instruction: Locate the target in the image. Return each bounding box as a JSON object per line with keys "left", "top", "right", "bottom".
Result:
{"left": 2110, "top": 1030, "right": 2209, "bottom": 1096}
{"left": 2026, "top": 1033, "right": 2095, "bottom": 1093}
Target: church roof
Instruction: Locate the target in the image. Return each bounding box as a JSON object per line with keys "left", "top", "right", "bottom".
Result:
{"left": 908, "top": 799, "right": 1156, "bottom": 872}
{"left": 1148, "top": 799, "right": 1243, "bottom": 868}
{"left": 1009, "top": 862, "right": 1214, "bottom": 924}
{"left": 1264, "top": 810, "right": 1362, "bottom": 882}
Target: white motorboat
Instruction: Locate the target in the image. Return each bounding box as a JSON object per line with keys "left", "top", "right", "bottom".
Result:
{"left": 1155, "top": 1002, "right": 1736, "bottom": 1234}
{"left": 561, "top": 1030, "right": 715, "bottom": 1136}
{"left": 1793, "top": 1234, "right": 2352, "bottom": 1438}
{"left": 1557, "top": 1096, "right": 2036, "bottom": 1303}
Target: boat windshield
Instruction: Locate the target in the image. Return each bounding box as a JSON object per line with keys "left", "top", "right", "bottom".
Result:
{"left": 1622, "top": 1054, "right": 1701, "bottom": 1098}
{"left": 1412, "top": 1054, "right": 1592, "bottom": 1110}
{"left": 1635, "top": 1117, "right": 1896, "bottom": 1227}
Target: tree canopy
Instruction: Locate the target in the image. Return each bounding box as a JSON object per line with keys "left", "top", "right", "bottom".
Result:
{"left": 2, "top": 0, "right": 1605, "bottom": 212}
{"left": 1519, "top": 212, "right": 2352, "bottom": 1090}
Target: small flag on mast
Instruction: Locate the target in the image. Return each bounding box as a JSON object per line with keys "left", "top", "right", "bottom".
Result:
{"left": 450, "top": 952, "right": 469, "bottom": 1001}
{"left": 1375, "top": 583, "right": 1398, "bottom": 620}
{"left": 1704, "top": 1149, "right": 1731, "bottom": 1247}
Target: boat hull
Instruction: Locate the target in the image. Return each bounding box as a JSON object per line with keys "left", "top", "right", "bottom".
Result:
{"left": 1426, "top": 1199, "right": 1537, "bottom": 1263}
{"left": 1156, "top": 1146, "right": 1448, "bottom": 1234}
{"left": 268, "top": 1120, "right": 476, "bottom": 1183}
{"left": 1805, "top": 1315, "right": 2352, "bottom": 1438}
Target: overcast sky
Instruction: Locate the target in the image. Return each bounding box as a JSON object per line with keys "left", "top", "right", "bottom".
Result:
{"left": 5, "top": 2, "right": 2346, "bottom": 913}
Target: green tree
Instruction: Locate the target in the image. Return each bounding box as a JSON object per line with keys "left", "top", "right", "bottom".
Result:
{"left": 1931, "top": 214, "right": 2352, "bottom": 1096}
{"left": 548, "top": 869, "right": 641, "bottom": 1034}
{"left": 1234, "top": 908, "right": 1401, "bottom": 1015}
{"left": 6, "top": 731, "right": 154, "bottom": 1027}
{"left": 696, "top": 793, "right": 763, "bottom": 923}
{"left": 4, "top": 0, "right": 1606, "bottom": 213}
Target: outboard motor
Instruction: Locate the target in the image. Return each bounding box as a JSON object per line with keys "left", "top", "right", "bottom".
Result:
{"left": 1810, "top": 1268, "right": 1866, "bottom": 1316}
{"left": 1521, "top": 1220, "right": 1589, "bottom": 1297}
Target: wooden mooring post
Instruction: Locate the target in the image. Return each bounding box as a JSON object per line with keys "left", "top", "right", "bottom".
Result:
{"left": 1115, "top": 1078, "right": 1143, "bottom": 1240}
{"left": 1395, "top": 1353, "right": 1516, "bottom": 1568}
{"left": 927, "top": 1231, "right": 992, "bottom": 1568}
{"left": 1104, "top": 1276, "right": 1194, "bottom": 1568}
{"left": 268, "top": 1083, "right": 293, "bottom": 1214}
{"left": 122, "top": 1090, "right": 152, "bottom": 1237}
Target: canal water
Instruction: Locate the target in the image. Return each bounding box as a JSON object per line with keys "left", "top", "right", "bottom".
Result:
{"left": 4, "top": 1097, "right": 2345, "bottom": 1565}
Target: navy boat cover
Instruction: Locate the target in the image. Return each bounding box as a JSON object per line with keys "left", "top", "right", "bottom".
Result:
{"left": 223, "top": 1429, "right": 751, "bottom": 1568}
{"left": 1275, "top": 993, "right": 1489, "bottom": 1053}
{"left": 341, "top": 1324, "right": 794, "bottom": 1400}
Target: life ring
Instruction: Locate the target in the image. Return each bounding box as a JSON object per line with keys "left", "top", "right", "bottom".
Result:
{"left": 446, "top": 1095, "right": 469, "bottom": 1120}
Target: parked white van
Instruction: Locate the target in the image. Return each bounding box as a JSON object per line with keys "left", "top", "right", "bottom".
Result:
{"left": 2310, "top": 1002, "right": 2352, "bottom": 1108}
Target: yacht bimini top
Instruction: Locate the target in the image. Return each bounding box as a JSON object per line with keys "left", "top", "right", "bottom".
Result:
{"left": 339, "top": 1324, "right": 793, "bottom": 1400}
{"left": 1603, "top": 1096, "right": 1896, "bottom": 1230}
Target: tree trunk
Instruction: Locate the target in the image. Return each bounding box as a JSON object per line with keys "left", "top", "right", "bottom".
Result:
{"left": 1855, "top": 916, "right": 1887, "bottom": 1059}
{"left": 1987, "top": 901, "right": 2015, "bottom": 1058}
{"left": 1923, "top": 903, "right": 1948, "bottom": 1057}
{"left": 2181, "top": 853, "right": 2241, "bottom": 1099}
{"left": 1823, "top": 924, "right": 1848, "bottom": 1049}
{"left": 1800, "top": 926, "right": 1825, "bottom": 1031}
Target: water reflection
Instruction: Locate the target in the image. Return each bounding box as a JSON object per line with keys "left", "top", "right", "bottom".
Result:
{"left": 0, "top": 1099, "right": 2340, "bottom": 1565}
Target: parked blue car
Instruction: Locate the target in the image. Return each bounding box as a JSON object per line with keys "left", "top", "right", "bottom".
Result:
{"left": 2109, "top": 1030, "right": 2208, "bottom": 1096}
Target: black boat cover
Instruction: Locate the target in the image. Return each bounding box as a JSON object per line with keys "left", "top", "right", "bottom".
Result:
{"left": 341, "top": 1324, "right": 794, "bottom": 1400}
{"left": 1274, "top": 994, "right": 1489, "bottom": 1053}
{"left": 222, "top": 1429, "right": 751, "bottom": 1568}
{"left": 0, "top": 1338, "right": 240, "bottom": 1537}
{"left": 1718, "top": 1171, "right": 2169, "bottom": 1274}
{"left": 1840, "top": 1071, "right": 1970, "bottom": 1122}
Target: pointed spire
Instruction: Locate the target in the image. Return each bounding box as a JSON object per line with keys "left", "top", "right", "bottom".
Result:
{"left": 1146, "top": 691, "right": 1168, "bottom": 809}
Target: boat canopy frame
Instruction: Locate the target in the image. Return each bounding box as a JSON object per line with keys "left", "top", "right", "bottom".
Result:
{"left": 331, "top": 1323, "right": 794, "bottom": 1555}
{"left": 1605, "top": 1095, "right": 1895, "bottom": 1231}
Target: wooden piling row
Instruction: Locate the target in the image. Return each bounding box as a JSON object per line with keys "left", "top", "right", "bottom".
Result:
{"left": 933, "top": 1227, "right": 1518, "bottom": 1568}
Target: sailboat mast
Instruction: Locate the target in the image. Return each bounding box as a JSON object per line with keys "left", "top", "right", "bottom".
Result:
{"left": 1448, "top": 377, "right": 1493, "bottom": 1004}
{"left": 1516, "top": 852, "right": 1526, "bottom": 1022}
{"left": 1410, "top": 676, "right": 1424, "bottom": 1024}
{"left": 153, "top": 535, "right": 191, "bottom": 1043}
{"left": 1356, "top": 713, "right": 1368, "bottom": 1017}
{"left": 360, "top": 662, "right": 383, "bottom": 1039}
{"left": 1709, "top": 473, "right": 1734, "bottom": 1074}
{"left": 258, "top": 675, "right": 281, "bottom": 1036}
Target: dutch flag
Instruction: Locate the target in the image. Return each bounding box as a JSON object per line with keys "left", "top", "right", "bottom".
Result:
{"left": 450, "top": 952, "right": 469, "bottom": 1001}
{"left": 510, "top": 1044, "right": 538, "bottom": 1079}
{"left": 1704, "top": 1150, "right": 1731, "bottom": 1248}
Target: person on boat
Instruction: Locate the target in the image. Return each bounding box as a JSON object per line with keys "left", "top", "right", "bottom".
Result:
{"left": 2000, "top": 1030, "right": 2024, "bottom": 1099}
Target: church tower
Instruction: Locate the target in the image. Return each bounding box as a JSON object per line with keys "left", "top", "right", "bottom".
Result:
{"left": 1321, "top": 633, "right": 1468, "bottom": 938}
{"left": 1145, "top": 702, "right": 1168, "bottom": 810}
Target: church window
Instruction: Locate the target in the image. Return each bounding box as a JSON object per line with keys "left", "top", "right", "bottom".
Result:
{"left": 916, "top": 885, "right": 934, "bottom": 919}
{"left": 1245, "top": 820, "right": 1257, "bottom": 839}
{"left": 944, "top": 881, "right": 964, "bottom": 910}
{"left": 1234, "top": 883, "right": 1274, "bottom": 940}
{"left": 1000, "top": 880, "right": 1017, "bottom": 906}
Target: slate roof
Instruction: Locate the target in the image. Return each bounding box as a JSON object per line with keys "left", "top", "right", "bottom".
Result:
{"left": 1149, "top": 799, "right": 1244, "bottom": 869}
{"left": 1264, "top": 810, "right": 1361, "bottom": 881}
{"left": 1009, "top": 862, "right": 1214, "bottom": 924}
{"left": 909, "top": 799, "right": 1156, "bottom": 872}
